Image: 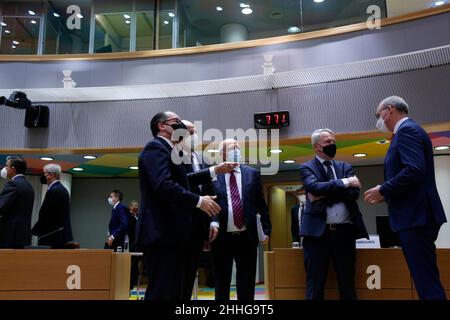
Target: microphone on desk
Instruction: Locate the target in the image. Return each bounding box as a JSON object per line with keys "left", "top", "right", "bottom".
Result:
{"left": 38, "top": 227, "right": 64, "bottom": 240}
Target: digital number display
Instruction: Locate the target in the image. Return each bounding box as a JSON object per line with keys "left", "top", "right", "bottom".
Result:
{"left": 254, "top": 111, "right": 290, "bottom": 129}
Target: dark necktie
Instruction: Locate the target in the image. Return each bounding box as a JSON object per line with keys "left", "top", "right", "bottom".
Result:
{"left": 323, "top": 160, "right": 335, "bottom": 181}
{"left": 229, "top": 171, "right": 244, "bottom": 229}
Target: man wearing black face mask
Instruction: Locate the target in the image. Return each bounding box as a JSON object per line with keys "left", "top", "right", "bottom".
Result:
{"left": 299, "top": 128, "right": 369, "bottom": 300}
{"left": 32, "top": 163, "right": 73, "bottom": 248}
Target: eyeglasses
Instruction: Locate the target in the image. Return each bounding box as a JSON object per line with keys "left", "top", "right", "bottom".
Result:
{"left": 164, "top": 118, "right": 182, "bottom": 124}
{"left": 375, "top": 107, "right": 388, "bottom": 120}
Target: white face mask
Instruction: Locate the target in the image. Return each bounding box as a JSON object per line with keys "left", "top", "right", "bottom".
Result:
{"left": 0, "top": 167, "right": 7, "bottom": 179}
{"left": 376, "top": 117, "right": 389, "bottom": 132}
{"left": 297, "top": 195, "right": 306, "bottom": 203}
{"left": 107, "top": 197, "right": 114, "bottom": 206}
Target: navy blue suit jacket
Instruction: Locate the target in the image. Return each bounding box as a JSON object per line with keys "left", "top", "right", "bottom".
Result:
{"left": 299, "top": 158, "right": 369, "bottom": 239}
{"left": 109, "top": 202, "right": 130, "bottom": 245}
{"left": 291, "top": 204, "right": 302, "bottom": 243}
{"left": 0, "top": 176, "right": 35, "bottom": 248}
{"left": 379, "top": 119, "right": 446, "bottom": 232}
{"left": 32, "top": 181, "right": 73, "bottom": 248}
{"left": 212, "top": 165, "right": 271, "bottom": 246}
{"left": 136, "top": 136, "right": 213, "bottom": 247}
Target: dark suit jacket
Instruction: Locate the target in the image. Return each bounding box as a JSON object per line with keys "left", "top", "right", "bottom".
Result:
{"left": 0, "top": 176, "right": 35, "bottom": 248}
{"left": 31, "top": 181, "right": 73, "bottom": 248}
{"left": 299, "top": 158, "right": 368, "bottom": 240}
{"left": 136, "top": 136, "right": 214, "bottom": 247}
{"left": 128, "top": 214, "right": 138, "bottom": 251}
{"left": 379, "top": 119, "right": 447, "bottom": 232}
{"left": 291, "top": 203, "right": 303, "bottom": 243}
{"left": 109, "top": 202, "right": 130, "bottom": 246}
{"left": 212, "top": 165, "right": 271, "bottom": 246}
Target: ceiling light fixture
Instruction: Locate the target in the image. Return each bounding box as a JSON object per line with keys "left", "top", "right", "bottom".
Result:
{"left": 72, "top": 168, "right": 84, "bottom": 172}
{"left": 76, "top": 14, "right": 83, "bottom": 19}
{"left": 1, "top": 22, "right": 6, "bottom": 27}
{"left": 241, "top": 7, "right": 253, "bottom": 14}
{"left": 129, "top": 166, "right": 139, "bottom": 170}
{"left": 163, "top": 20, "right": 169, "bottom": 25}
{"left": 125, "top": 20, "right": 131, "bottom": 24}
{"left": 28, "top": 10, "right": 36, "bottom": 15}
{"left": 83, "top": 155, "right": 97, "bottom": 160}
{"left": 123, "top": 14, "right": 131, "bottom": 19}
{"left": 216, "top": 6, "right": 223, "bottom": 11}
{"left": 434, "top": 1, "right": 446, "bottom": 6}
{"left": 287, "top": 26, "right": 301, "bottom": 33}
{"left": 314, "top": 0, "right": 325, "bottom": 3}
{"left": 168, "top": 12, "right": 175, "bottom": 17}
{"left": 40, "top": 157, "right": 54, "bottom": 161}
{"left": 434, "top": 145, "right": 450, "bottom": 151}
{"left": 31, "top": 20, "right": 37, "bottom": 24}
{"left": 270, "top": 149, "right": 283, "bottom": 154}
{"left": 12, "top": 40, "right": 19, "bottom": 45}
{"left": 11, "top": 45, "right": 16, "bottom": 49}
{"left": 353, "top": 153, "right": 368, "bottom": 158}
{"left": 4, "top": 30, "right": 11, "bottom": 34}
{"left": 284, "top": 160, "right": 296, "bottom": 164}
{"left": 240, "top": 3, "right": 250, "bottom": 7}
{"left": 53, "top": 12, "right": 60, "bottom": 18}
{"left": 207, "top": 149, "right": 219, "bottom": 153}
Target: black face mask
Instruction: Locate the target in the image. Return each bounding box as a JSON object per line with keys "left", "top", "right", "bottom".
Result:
{"left": 40, "top": 175, "right": 48, "bottom": 184}
{"left": 322, "top": 143, "right": 337, "bottom": 158}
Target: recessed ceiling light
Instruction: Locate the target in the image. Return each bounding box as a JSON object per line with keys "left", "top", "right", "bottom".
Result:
{"left": 12, "top": 40, "right": 19, "bottom": 45}
{"left": 284, "top": 160, "right": 296, "bottom": 164}
{"left": 270, "top": 149, "right": 283, "bottom": 154}
{"left": 163, "top": 20, "right": 169, "bottom": 25}
{"left": 287, "top": 26, "right": 301, "bottom": 33}
{"left": 123, "top": 14, "right": 131, "bottom": 19}
{"left": 53, "top": 12, "right": 60, "bottom": 18}
{"left": 76, "top": 14, "right": 83, "bottom": 19}
{"left": 353, "top": 153, "right": 368, "bottom": 158}
{"left": 40, "top": 157, "right": 54, "bottom": 161}
{"left": 377, "top": 139, "right": 390, "bottom": 144}
{"left": 168, "top": 12, "right": 175, "bottom": 17}
{"left": 28, "top": 10, "right": 36, "bottom": 15}
{"left": 72, "top": 168, "right": 84, "bottom": 172}
{"left": 216, "top": 6, "right": 223, "bottom": 11}
{"left": 1, "top": 22, "right": 6, "bottom": 27}
{"left": 125, "top": 20, "right": 131, "bottom": 24}
{"left": 434, "top": 1, "right": 446, "bottom": 6}
{"left": 83, "top": 155, "right": 97, "bottom": 160}
{"left": 31, "top": 20, "right": 37, "bottom": 24}
{"left": 241, "top": 7, "right": 253, "bottom": 15}
{"left": 314, "top": 0, "right": 325, "bottom": 3}
{"left": 11, "top": 45, "right": 16, "bottom": 49}
{"left": 434, "top": 145, "right": 450, "bottom": 151}
{"left": 4, "top": 29, "right": 10, "bottom": 34}
{"left": 240, "top": 3, "right": 250, "bottom": 7}
{"left": 207, "top": 149, "right": 220, "bottom": 153}
{"left": 129, "top": 166, "right": 139, "bottom": 170}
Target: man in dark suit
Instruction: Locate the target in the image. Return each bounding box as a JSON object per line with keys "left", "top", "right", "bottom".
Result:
{"left": 291, "top": 186, "right": 306, "bottom": 246}
{"left": 365, "top": 96, "right": 447, "bottom": 300}
{"left": 31, "top": 163, "right": 73, "bottom": 248}
{"left": 300, "top": 129, "right": 368, "bottom": 300}
{"left": 211, "top": 139, "right": 272, "bottom": 300}
{"left": 0, "top": 156, "right": 35, "bottom": 248}
{"left": 106, "top": 189, "right": 129, "bottom": 251}
{"left": 127, "top": 200, "right": 139, "bottom": 290}
{"left": 136, "top": 111, "right": 237, "bottom": 300}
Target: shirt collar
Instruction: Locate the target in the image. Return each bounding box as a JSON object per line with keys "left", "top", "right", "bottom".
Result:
{"left": 157, "top": 135, "right": 175, "bottom": 149}
{"left": 114, "top": 201, "right": 120, "bottom": 210}
{"left": 48, "top": 180, "right": 59, "bottom": 189}
{"left": 316, "top": 155, "right": 328, "bottom": 164}
{"left": 11, "top": 174, "right": 24, "bottom": 180}
{"left": 393, "top": 117, "right": 409, "bottom": 134}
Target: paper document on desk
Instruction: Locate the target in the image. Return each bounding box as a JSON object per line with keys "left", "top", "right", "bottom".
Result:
{"left": 256, "top": 214, "right": 266, "bottom": 241}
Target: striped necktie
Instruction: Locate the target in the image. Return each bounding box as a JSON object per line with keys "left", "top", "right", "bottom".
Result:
{"left": 229, "top": 171, "right": 244, "bottom": 229}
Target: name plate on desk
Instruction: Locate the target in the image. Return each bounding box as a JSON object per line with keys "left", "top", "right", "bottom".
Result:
{"left": 356, "top": 235, "right": 381, "bottom": 249}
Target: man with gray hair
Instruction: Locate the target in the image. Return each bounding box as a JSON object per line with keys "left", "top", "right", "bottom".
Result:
{"left": 32, "top": 163, "right": 73, "bottom": 248}
{"left": 299, "top": 129, "right": 368, "bottom": 300}
{"left": 365, "top": 96, "right": 447, "bottom": 300}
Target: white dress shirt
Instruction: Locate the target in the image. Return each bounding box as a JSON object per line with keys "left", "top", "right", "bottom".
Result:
{"left": 315, "top": 156, "right": 351, "bottom": 224}
{"left": 393, "top": 117, "right": 409, "bottom": 134}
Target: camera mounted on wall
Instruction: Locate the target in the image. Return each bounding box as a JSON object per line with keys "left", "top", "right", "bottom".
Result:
{"left": 0, "top": 91, "right": 49, "bottom": 128}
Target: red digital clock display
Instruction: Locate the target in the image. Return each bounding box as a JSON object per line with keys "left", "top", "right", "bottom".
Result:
{"left": 254, "top": 111, "right": 290, "bottom": 129}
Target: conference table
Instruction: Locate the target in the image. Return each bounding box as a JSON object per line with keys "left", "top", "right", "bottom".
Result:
{"left": 0, "top": 249, "right": 130, "bottom": 300}
{"left": 264, "top": 248, "right": 450, "bottom": 299}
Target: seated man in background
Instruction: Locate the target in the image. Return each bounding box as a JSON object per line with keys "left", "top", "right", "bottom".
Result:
{"left": 32, "top": 163, "right": 73, "bottom": 248}
{"left": 106, "top": 189, "right": 129, "bottom": 251}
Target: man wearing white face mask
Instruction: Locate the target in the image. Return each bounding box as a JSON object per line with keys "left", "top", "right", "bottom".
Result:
{"left": 0, "top": 156, "right": 35, "bottom": 248}
{"left": 291, "top": 186, "right": 306, "bottom": 247}
{"left": 106, "top": 189, "right": 129, "bottom": 252}
{"left": 365, "top": 96, "right": 447, "bottom": 300}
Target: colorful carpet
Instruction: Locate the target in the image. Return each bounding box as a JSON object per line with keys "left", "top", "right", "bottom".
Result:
{"left": 129, "top": 284, "right": 267, "bottom": 300}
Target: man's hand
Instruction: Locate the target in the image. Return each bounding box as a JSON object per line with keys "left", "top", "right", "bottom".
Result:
{"left": 199, "top": 195, "right": 221, "bottom": 217}
{"left": 214, "top": 162, "right": 239, "bottom": 174}
{"left": 260, "top": 235, "right": 269, "bottom": 244}
{"left": 307, "top": 192, "right": 324, "bottom": 203}
{"left": 107, "top": 236, "right": 113, "bottom": 247}
{"left": 364, "top": 185, "right": 385, "bottom": 204}
{"left": 348, "top": 176, "right": 361, "bottom": 189}
{"left": 209, "top": 226, "right": 219, "bottom": 242}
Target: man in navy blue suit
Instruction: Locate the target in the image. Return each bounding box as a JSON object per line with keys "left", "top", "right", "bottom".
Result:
{"left": 106, "top": 189, "right": 129, "bottom": 251}
{"left": 365, "top": 96, "right": 447, "bottom": 300}
{"left": 210, "top": 139, "right": 272, "bottom": 300}
{"left": 291, "top": 187, "right": 306, "bottom": 246}
{"left": 300, "top": 129, "right": 368, "bottom": 300}
{"left": 136, "top": 111, "right": 237, "bottom": 300}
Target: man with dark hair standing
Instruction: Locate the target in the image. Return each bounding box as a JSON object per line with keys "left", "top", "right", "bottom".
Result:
{"left": 365, "top": 96, "right": 447, "bottom": 300}
{"left": 0, "top": 156, "right": 35, "bottom": 248}
{"left": 32, "top": 163, "right": 73, "bottom": 248}
{"left": 136, "top": 111, "right": 237, "bottom": 300}
{"left": 106, "top": 189, "right": 129, "bottom": 252}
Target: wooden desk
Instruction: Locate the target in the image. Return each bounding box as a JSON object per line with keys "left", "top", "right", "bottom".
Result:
{"left": 0, "top": 249, "right": 130, "bottom": 300}
{"left": 264, "top": 248, "right": 450, "bottom": 300}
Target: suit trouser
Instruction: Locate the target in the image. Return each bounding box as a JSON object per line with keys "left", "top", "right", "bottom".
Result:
{"left": 142, "top": 244, "right": 186, "bottom": 300}
{"left": 397, "top": 224, "right": 447, "bottom": 300}
{"left": 180, "top": 235, "right": 204, "bottom": 300}
{"left": 302, "top": 224, "right": 356, "bottom": 300}
{"left": 211, "top": 231, "right": 257, "bottom": 300}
